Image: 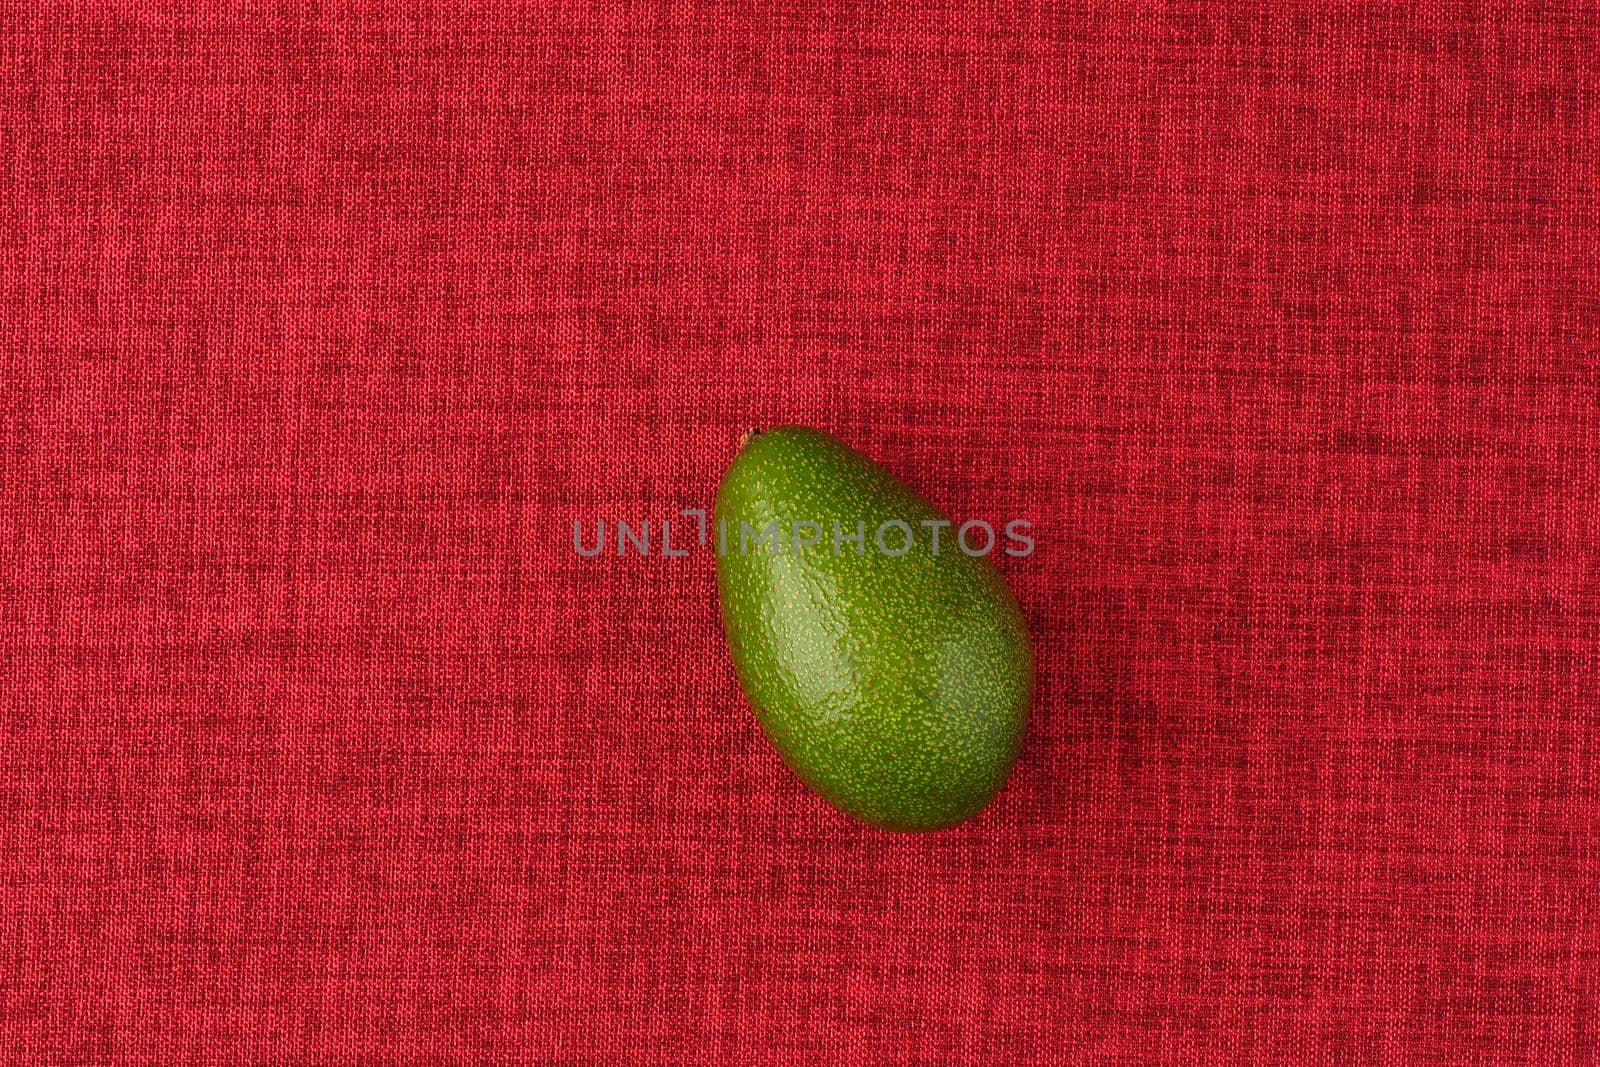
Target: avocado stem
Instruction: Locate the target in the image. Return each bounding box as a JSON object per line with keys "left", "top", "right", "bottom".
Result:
{"left": 738, "top": 427, "right": 762, "bottom": 451}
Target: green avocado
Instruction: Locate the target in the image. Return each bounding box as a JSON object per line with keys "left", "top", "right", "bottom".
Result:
{"left": 714, "top": 426, "right": 1033, "bottom": 831}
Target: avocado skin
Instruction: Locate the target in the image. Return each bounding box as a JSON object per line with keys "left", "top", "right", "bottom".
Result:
{"left": 714, "top": 426, "right": 1033, "bottom": 831}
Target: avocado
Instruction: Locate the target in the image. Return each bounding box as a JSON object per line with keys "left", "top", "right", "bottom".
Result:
{"left": 714, "top": 426, "right": 1033, "bottom": 831}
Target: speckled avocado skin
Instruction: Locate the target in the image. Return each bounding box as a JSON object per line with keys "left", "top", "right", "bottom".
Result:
{"left": 715, "top": 426, "right": 1033, "bottom": 831}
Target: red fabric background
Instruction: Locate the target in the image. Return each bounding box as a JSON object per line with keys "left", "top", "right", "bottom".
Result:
{"left": 4, "top": 3, "right": 1599, "bottom": 1063}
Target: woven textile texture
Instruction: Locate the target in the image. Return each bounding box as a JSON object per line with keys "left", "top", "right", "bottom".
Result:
{"left": 5, "top": 2, "right": 1600, "bottom": 1064}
